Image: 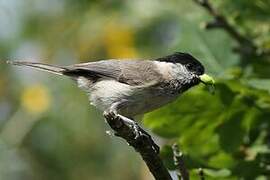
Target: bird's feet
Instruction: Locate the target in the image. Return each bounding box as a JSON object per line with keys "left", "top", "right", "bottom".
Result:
{"left": 103, "top": 110, "right": 159, "bottom": 153}
{"left": 103, "top": 110, "right": 122, "bottom": 128}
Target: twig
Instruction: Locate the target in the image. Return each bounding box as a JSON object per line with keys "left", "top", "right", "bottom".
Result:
{"left": 172, "top": 143, "right": 189, "bottom": 180}
{"left": 193, "top": 0, "right": 270, "bottom": 57}
{"left": 198, "top": 168, "right": 205, "bottom": 180}
{"left": 104, "top": 112, "right": 172, "bottom": 180}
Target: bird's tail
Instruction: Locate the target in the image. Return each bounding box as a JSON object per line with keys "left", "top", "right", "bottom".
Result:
{"left": 6, "top": 61, "right": 68, "bottom": 75}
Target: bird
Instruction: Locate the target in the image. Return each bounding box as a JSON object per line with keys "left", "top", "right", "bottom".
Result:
{"left": 7, "top": 52, "right": 214, "bottom": 151}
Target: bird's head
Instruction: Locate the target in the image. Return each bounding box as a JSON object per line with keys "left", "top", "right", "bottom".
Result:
{"left": 156, "top": 52, "right": 215, "bottom": 91}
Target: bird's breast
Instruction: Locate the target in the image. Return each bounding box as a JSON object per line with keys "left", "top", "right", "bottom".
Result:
{"left": 86, "top": 79, "right": 179, "bottom": 117}
{"left": 89, "top": 80, "right": 133, "bottom": 111}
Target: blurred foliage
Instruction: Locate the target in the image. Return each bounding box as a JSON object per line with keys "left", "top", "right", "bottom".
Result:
{"left": 0, "top": 0, "right": 270, "bottom": 180}
{"left": 215, "top": 0, "right": 270, "bottom": 49}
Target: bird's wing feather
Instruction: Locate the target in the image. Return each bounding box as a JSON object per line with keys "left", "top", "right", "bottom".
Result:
{"left": 64, "top": 60, "right": 163, "bottom": 86}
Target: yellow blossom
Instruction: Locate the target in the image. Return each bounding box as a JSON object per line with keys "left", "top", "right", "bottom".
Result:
{"left": 103, "top": 22, "right": 138, "bottom": 58}
{"left": 21, "top": 84, "right": 51, "bottom": 114}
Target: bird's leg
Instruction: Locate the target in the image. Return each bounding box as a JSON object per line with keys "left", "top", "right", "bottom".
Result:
{"left": 103, "top": 102, "right": 160, "bottom": 153}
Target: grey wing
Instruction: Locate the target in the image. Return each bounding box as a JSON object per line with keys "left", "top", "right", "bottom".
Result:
{"left": 64, "top": 60, "right": 163, "bottom": 86}
{"left": 64, "top": 60, "right": 122, "bottom": 79}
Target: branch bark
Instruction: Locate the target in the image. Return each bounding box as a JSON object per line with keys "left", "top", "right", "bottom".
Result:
{"left": 198, "top": 168, "right": 205, "bottom": 180}
{"left": 104, "top": 112, "right": 172, "bottom": 180}
{"left": 193, "top": 0, "right": 270, "bottom": 57}
{"left": 172, "top": 143, "right": 189, "bottom": 180}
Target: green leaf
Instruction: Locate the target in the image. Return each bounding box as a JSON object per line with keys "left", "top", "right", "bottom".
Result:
{"left": 246, "top": 78, "right": 270, "bottom": 93}
{"left": 208, "top": 152, "right": 235, "bottom": 169}
{"left": 159, "top": 145, "right": 175, "bottom": 170}
{"left": 143, "top": 85, "right": 223, "bottom": 138}
{"left": 233, "top": 158, "right": 264, "bottom": 179}
{"left": 216, "top": 111, "right": 246, "bottom": 153}
{"left": 204, "top": 168, "right": 231, "bottom": 178}
{"left": 215, "top": 83, "right": 236, "bottom": 106}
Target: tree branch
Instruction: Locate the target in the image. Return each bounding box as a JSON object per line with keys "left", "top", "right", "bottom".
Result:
{"left": 172, "top": 143, "right": 189, "bottom": 180}
{"left": 198, "top": 168, "right": 205, "bottom": 180}
{"left": 104, "top": 112, "right": 172, "bottom": 180}
{"left": 193, "top": 0, "right": 270, "bottom": 57}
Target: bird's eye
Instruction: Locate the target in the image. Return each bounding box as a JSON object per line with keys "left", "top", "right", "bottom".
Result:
{"left": 186, "top": 63, "right": 204, "bottom": 75}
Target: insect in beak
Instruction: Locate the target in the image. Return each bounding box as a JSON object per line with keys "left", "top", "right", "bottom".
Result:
{"left": 199, "top": 74, "right": 215, "bottom": 94}
{"left": 199, "top": 74, "right": 215, "bottom": 85}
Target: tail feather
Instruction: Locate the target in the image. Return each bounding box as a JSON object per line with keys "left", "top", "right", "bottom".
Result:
{"left": 6, "top": 61, "right": 67, "bottom": 75}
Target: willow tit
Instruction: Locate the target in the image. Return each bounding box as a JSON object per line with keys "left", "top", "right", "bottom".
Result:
{"left": 7, "top": 52, "right": 214, "bottom": 146}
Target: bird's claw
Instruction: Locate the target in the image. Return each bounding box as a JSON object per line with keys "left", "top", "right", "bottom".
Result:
{"left": 103, "top": 111, "right": 160, "bottom": 154}
{"left": 103, "top": 110, "right": 123, "bottom": 131}
{"left": 103, "top": 110, "right": 118, "bottom": 120}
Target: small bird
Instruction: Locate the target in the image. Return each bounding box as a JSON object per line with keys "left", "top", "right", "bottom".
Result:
{"left": 7, "top": 52, "right": 214, "bottom": 150}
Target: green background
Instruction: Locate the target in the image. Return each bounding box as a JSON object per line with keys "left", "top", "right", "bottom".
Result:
{"left": 0, "top": 0, "right": 270, "bottom": 179}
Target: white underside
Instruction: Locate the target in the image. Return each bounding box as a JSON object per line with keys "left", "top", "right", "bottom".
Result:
{"left": 88, "top": 80, "right": 133, "bottom": 111}
{"left": 77, "top": 78, "right": 177, "bottom": 117}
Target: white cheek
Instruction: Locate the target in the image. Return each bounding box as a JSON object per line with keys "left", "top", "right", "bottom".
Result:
{"left": 173, "top": 64, "right": 189, "bottom": 74}
{"left": 154, "top": 61, "right": 174, "bottom": 79}
{"left": 171, "top": 64, "right": 191, "bottom": 80}
{"left": 154, "top": 61, "right": 190, "bottom": 80}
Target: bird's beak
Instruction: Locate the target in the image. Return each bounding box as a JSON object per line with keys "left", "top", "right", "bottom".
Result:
{"left": 199, "top": 74, "right": 215, "bottom": 85}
